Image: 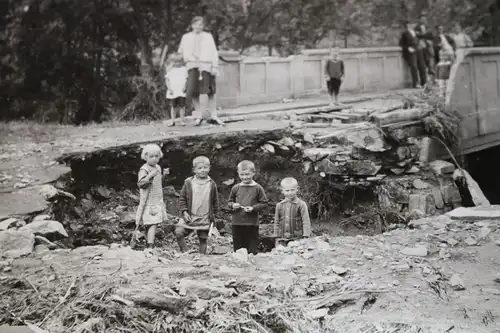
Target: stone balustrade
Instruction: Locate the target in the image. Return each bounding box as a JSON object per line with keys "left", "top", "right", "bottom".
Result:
{"left": 217, "top": 47, "right": 412, "bottom": 108}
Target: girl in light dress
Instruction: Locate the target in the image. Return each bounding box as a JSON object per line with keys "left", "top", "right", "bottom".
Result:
{"left": 136, "top": 144, "right": 168, "bottom": 249}
{"left": 165, "top": 52, "right": 188, "bottom": 127}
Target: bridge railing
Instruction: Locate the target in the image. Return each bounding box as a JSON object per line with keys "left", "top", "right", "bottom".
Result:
{"left": 446, "top": 47, "right": 500, "bottom": 153}
{"left": 217, "top": 47, "right": 413, "bottom": 108}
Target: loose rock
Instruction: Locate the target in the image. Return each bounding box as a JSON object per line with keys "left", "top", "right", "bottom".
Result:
{"left": 35, "top": 235, "right": 59, "bottom": 249}
{"left": 447, "top": 206, "right": 500, "bottom": 220}
{"left": 400, "top": 246, "right": 428, "bottom": 257}
{"left": 413, "top": 179, "right": 429, "bottom": 189}
{"left": 0, "top": 230, "right": 35, "bottom": 258}
{"left": 232, "top": 248, "right": 249, "bottom": 262}
{"left": 19, "top": 220, "right": 68, "bottom": 240}
{"left": 464, "top": 237, "right": 477, "bottom": 246}
{"left": 429, "top": 160, "right": 455, "bottom": 175}
{"left": 178, "top": 279, "right": 236, "bottom": 300}
{"left": 449, "top": 274, "right": 465, "bottom": 290}
{"left": 33, "top": 214, "right": 52, "bottom": 222}
{"left": 329, "top": 265, "right": 347, "bottom": 275}
{"left": 0, "top": 218, "right": 20, "bottom": 231}
{"left": 479, "top": 227, "right": 492, "bottom": 239}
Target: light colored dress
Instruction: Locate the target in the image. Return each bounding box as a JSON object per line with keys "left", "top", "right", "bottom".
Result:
{"left": 437, "top": 34, "right": 455, "bottom": 80}
{"left": 136, "top": 164, "right": 167, "bottom": 226}
{"left": 165, "top": 66, "right": 188, "bottom": 99}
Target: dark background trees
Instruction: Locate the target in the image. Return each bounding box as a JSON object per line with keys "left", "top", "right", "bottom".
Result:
{"left": 1, "top": 0, "right": 498, "bottom": 124}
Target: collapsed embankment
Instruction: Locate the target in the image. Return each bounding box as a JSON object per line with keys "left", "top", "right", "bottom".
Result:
{"left": 35, "top": 119, "right": 466, "bottom": 250}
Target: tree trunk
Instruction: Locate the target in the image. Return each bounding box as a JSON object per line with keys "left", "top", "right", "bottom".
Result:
{"left": 130, "top": 0, "right": 154, "bottom": 77}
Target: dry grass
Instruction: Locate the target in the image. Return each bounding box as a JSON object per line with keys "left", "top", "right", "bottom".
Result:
{"left": 0, "top": 272, "right": 323, "bottom": 333}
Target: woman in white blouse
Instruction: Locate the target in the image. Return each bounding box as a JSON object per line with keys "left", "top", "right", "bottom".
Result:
{"left": 178, "top": 16, "right": 224, "bottom": 126}
{"left": 451, "top": 23, "right": 473, "bottom": 49}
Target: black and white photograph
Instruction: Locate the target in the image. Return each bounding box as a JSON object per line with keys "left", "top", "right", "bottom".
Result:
{"left": 1, "top": 0, "right": 500, "bottom": 332}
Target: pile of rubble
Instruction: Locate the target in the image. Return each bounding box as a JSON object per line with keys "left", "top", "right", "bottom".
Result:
{"left": 0, "top": 214, "right": 68, "bottom": 260}
{"left": 2, "top": 205, "right": 500, "bottom": 332}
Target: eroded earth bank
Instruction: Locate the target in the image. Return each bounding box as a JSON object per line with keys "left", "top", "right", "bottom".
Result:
{"left": 1, "top": 113, "right": 500, "bottom": 332}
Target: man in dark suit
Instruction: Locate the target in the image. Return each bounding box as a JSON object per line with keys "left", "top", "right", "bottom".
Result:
{"left": 399, "top": 20, "right": 427, "bottom": 88}
{"left": 415, "top": 14, "right": 435, "bottom": 77}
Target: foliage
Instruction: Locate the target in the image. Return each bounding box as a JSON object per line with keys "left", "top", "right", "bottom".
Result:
{"left": 0, "top": 0, "right": 498, "bottom": 123}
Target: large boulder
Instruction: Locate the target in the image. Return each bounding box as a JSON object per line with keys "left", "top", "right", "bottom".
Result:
{"left": 19, "top": 220, "right": 68, "bottom": 240}
{"left": 0, "top": 230, "right": 35, "bottom": 258}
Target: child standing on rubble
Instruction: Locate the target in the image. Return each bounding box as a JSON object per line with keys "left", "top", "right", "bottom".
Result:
{"left": 325, "top": 47, "right": 345, "bottom": 106}
{"left": 175, "top": 156, "right": 219, "bottom": 254}
{"left": 165, "top": 52, "right": 188, "bottom": 126}
{"left": 228, "top": 160, "right": 269, "bottom": 254}
{"left": 136, "top": 144, "right": 168, "bottom": 249}
{"left": 273, "top": 177, "right": 312, "bottom": 247}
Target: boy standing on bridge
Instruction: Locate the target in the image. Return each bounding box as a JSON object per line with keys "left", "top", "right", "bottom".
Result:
{"left": 228, "top": 160, "right": 269, "bottom": 254}
{"left": 325, "top": 47, "right": 345, "bottom": 106}
{"left": 273, "top": 177, "right": 311, "bottom": 247}
{"left": 175, "top": 156, "right": 219, "bottom": 254}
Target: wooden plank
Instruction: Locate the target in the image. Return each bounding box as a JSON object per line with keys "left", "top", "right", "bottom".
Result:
{"left": 371, "top": 108, "right": 431, "bottom": 126}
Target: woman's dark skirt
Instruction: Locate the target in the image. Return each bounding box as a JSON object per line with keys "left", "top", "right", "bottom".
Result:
{"left": 186, "top": 68, "right": 216, "bottom": 97}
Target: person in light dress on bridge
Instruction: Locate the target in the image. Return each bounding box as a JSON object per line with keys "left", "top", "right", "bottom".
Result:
{"left": 165, "top": 52, "right": 188, "bottom": 127}
{"left": 178, "top": 16, "right": 224, "bottom": 126}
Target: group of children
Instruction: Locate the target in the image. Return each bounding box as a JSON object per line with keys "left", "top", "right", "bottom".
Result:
{"left": 136, "top": 144, "right": 312, "bottom": 254}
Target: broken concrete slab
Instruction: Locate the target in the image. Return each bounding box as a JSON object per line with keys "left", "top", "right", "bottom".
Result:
{"left": 400, "top": 246, "right": 428, "bottom": 257}
{"left": 345, "top": 160, "right": 381, "bottom": 176}
{"left": 19, "top": 220, "right": 69, "bottom": 240}
{"left": 441, "top": 184, "right": 462, "bottom": 205}
{"left": 0, "top": 230, "right": 35, "bottom": 258}
{"left": 317, "top": 123, "right": 389, "bottom": 152}
{"left": 429, "top": 160, "right": 455, "bottom": 175}
{"left": 409, "top": 193, "right": 436, "bottom": 216}
{"left": 316, "top": 159, "right": 345, "bottom": 175}
{"left": 0, "top": 186, "right": 49, "bottom": 217}
{"left": 446, "top": 206, "right": 500, "bottom": 221}
{"left": 0, "top": 218, "right": 22, "bottom": 231}
{"left": 178, "top": 279, "right": 236, "bottom": 300}
{"left": 432, "top": 188, "right": 445, "bottom": 209}
{"left": 302, "top": 148, "right": 337, "bottom": 162}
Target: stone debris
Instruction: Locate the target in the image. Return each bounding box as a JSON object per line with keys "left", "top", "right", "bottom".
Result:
{"left": 0, "top": 217, "right": 23, "bottom": 231}
{"left": 400, "top": 246, "right": 428, "bottom": 257}
{"left": 464, "top": 237, "right": 478, "bottom": 246}
{"left": 232, "top": 248, "right": 249, "bottom": 262}
{"left": 261, "top": 143, "right": 275, "bottom": 153}
{"left": 33, "top": 214, "right": 52, "bottom": 222}
{"left": 429, "top": 160, "right": 455, "bottom": 175}
{"left": 447, "top": 206, "right": 500, "bottom": 221}
{"left": 479, "top": 227, "right": 492, "bottom": 239}
{"left": 19, "top": 220, "right": 69, "bottom": 240}
{"left": 494, "top": 274, "right": 500, "bottom": 284}
{"left": 329, "top": 265, "right": 347, "bottom": 275}
{"left": 35, "top": 235, "right": 59, "bottom": 249}
{"left": 449, "top": 274, "right": 465, "bottom": 290}
{"left": 178, "top": 279, "right": 236, "bottom": 300}
{"left": 412, "top": 179, "right": 429, "bottom": 189}
{"left": 39, "top": 184, "right": 76, "bottom": 201}
{"left": 0, "top": 229, "right": 35, "bottom": 258}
